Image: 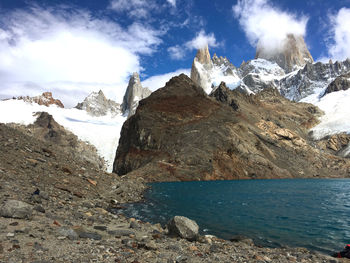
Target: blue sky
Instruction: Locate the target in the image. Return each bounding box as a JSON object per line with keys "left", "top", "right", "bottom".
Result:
{"left": 0, "top": 0, "right": 350, "bottom": 107}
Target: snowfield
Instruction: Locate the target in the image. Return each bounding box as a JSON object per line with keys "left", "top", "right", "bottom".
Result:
{"left": 0, "top": 99, "right": 126, "bottom": 172}
{"left": 302, "top": 88, "right": 350, "bottom": 140}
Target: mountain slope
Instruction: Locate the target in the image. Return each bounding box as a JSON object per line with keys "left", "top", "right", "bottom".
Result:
{"left": 113, "top": 74, "right": 350, "bottom": 182}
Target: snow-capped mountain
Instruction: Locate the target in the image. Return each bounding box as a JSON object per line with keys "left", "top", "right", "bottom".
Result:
{"left": 75, "top": 90, "right": 121, "bottom": 117}
{"left": 190, "top": 37, "right": 350, "bottom": 152}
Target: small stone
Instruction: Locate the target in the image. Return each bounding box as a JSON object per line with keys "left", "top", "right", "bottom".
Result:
{"left": 188, "top": 245, "right": 198, "bottom": 251}
{"left": 57, "top": 236, "right": 66, "bottom": 240}
{"left": 93, "top": 225, "right": 107, "bottom": 231}
{"left": 0, "top": 200, "right": 33, "bottom": 219}
{"left": 130, "top": 220, "right": 141, "bottom": 229}
{"left": 39, "top": 191, "right": 49, "bottom": 200}
{"left": 78, "top": 231, "right": 102, "bottom": 240}
{"left": 7, "top": 232, "right": 15, "bottom": 238}
{"left": 34, "top": 205, "right": 45, "bottom": 213}
{"left": 111, "top": 229, "right": 135, "bottom": 237}
{"left": 53, "top": 220, "right": 61, "bottom": 226}
{"left": 57, "top": 227, "right": 79, "bottom": 240}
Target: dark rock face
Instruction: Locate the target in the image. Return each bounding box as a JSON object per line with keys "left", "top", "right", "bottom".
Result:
{"left": 323, "top": 72, "right": 350, "bottom": 97}
{"left": 113, "top": 74, "right": 350, "bottom": 182}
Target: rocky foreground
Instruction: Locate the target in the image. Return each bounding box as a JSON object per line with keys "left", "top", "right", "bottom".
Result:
{"left": 0, "top": 116, "right": 347, "bottom": 262}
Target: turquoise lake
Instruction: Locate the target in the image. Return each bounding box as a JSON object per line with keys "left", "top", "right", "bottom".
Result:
{"left": 121, "top": 179, "right": 350, "bottom": 254}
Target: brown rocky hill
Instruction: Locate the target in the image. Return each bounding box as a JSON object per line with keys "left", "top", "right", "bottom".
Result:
{"left": 113, "top": 74, "right": 350, "bottom": 182}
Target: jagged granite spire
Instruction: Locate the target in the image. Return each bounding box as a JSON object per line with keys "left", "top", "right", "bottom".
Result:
{"left": 255, "top": 34, "right": 314, "bottom": 73}
{"left": 75, "top": 90, "right": 121, "bottom": 117}
{"left": 190, "top": 45, "right": 213, "bottom": 93}
{"left": 121, "top": 72, "right": 151, "bottom": 117}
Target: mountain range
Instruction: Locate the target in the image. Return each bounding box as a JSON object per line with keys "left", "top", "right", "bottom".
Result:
{"left": 1, "top": 33, "right": 350, "bottom": 181}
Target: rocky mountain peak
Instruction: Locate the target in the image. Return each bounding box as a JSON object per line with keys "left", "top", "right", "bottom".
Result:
{"left": 190, "top": 45, "right": 214, "bottom": 93}
{"left": 255, "top": 34, "right": 314, "bottom": 73}
{"left": 75, "top": 90, "right": 121, "bottom": 117}
{"left": 194, "top": 45, "right": 212, "bottom": 65}
{"left": 121, "top": 72, "right": 151, "bottom": 117}
{"left": 14, "top": 92, "right": 64, "bottom": 108}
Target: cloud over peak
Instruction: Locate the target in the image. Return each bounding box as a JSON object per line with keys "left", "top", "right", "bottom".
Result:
{"left": 0, "top": 5, "right": 162, "bottom": 107}
{"left": 233, "top": 0, "right": 308, "bottom": 52}
{"left": 168, "top": 30, "right": 218, "bottom": 60}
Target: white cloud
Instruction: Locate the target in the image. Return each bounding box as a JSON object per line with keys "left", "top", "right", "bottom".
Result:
{"left": 109, "top": 0, "right": 157, "bottom": 18}
{"left": 327, "top": 8, "right": 350, "bottom": 61}
{"left": 185, "top": 30, "right": 218, "bottom": 50}
{"left": 233, "top": 0, "right": 308, "bottom": 52}
{"left": 167, "top": 0, "right": 176, "bottom": 7}
{"left": 0, "top": 6, "right": 162, "bottom": 107}
{"left": 167, "top": 30, "right": 218, "bottom": 60}
{"left": 142, "top": 68, "right": 190, "bottom": 91}
{"left": 168, "top": 45, "right": 185, "bottom": 60}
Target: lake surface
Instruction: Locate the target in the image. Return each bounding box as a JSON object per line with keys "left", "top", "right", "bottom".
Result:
{"left": 121, "top": 179, "right": 350, "bottom": 254}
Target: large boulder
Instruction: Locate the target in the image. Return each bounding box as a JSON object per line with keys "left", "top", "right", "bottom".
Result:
{"left": 167, "top": 216, "right": 199, "bottom": 241}
{"left": 0, "top": 200, "right": 33, "bottom": 219}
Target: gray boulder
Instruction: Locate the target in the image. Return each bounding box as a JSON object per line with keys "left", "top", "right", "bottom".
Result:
{"left": 0, "top": 200, "right": 33, "bottom": 219}
{"left": 167, "top": 216, "right": 199, "bottom": 241}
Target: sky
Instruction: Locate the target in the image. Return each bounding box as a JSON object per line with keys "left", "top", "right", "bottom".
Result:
{"left": 0, "top": 0, "right": 350, "bottom": 107}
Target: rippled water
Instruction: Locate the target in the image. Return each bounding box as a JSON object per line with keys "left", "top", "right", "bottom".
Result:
{"left": 121, "top": 179, "right": 350, "bottom": 254}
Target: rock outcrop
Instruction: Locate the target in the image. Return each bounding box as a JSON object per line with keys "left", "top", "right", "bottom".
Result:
{"left": 23, "top": 112, "right": 106, "bottom": 170}
{"left": 75, "top": 90, "right": 121, "bottom": 117}
{"left": 14, "top": 92, "right": 64, "bottom": 108}
{"left": 190, "top": 45, "right": 214, "bottom": 93}
{"left": 121, "top": 73, "right": 151, "bottom": 117}
{"left": 113, "top": 74, "right": 350, "bottom": 182}
{"left": 255, "top": 34, "right": 314, "bottom": 73}
{"left": 323, "top": 72, "right": 350, "bottom": 97}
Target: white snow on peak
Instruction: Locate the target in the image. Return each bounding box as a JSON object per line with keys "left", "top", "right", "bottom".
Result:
{"left": 0, "top": 99, "right": 126, "bottom": 172}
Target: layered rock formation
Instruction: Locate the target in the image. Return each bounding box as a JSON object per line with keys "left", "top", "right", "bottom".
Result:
{"left": 14, "top": 92, "right": 64, "bottom": 108}
{"left": 75, "top": 90, "right": 121, "bottom": 117}
{"left": 255, "top": 34, "right": 314, "bottom": 73}
{"left": 121, "top": 73, "right": 151, "bottom": 117}
{"left": 113, "top": 74, "right": 350, "bottom": 182}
